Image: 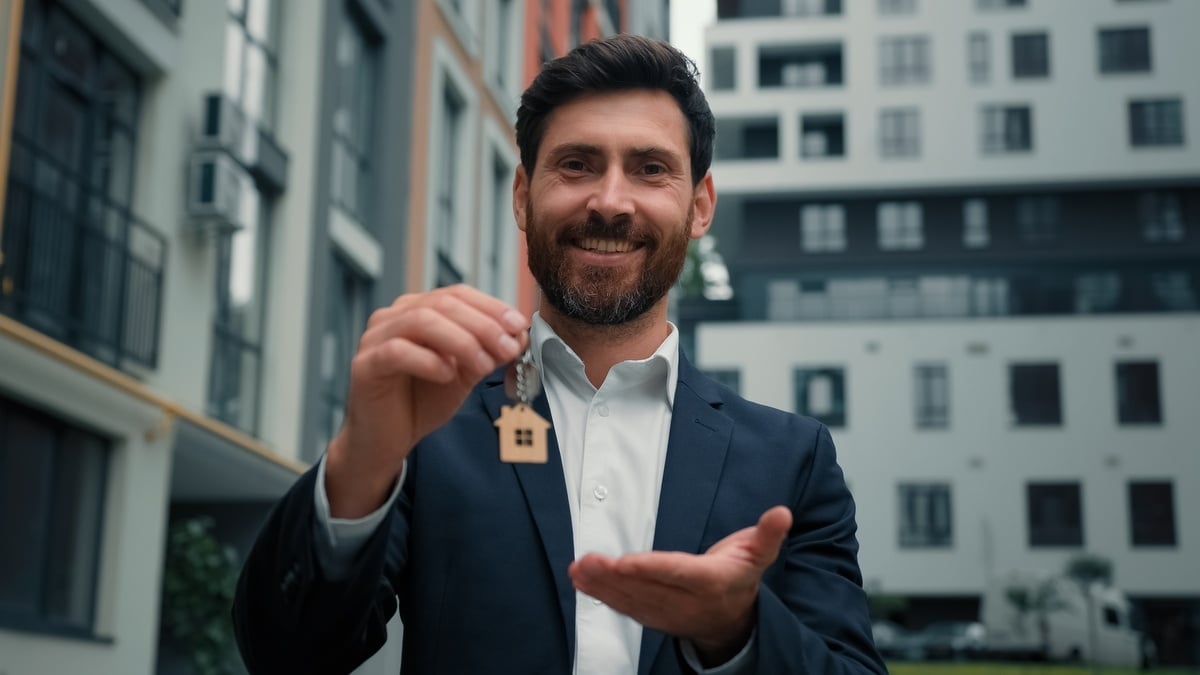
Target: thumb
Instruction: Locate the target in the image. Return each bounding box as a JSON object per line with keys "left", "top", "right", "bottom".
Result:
{"left": 749, "top": 505, "right": 792, "bottom": 567}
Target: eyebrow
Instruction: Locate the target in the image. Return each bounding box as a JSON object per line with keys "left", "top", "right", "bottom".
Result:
{"left": 546, "top": 143, "right": 683, "bottom": 165}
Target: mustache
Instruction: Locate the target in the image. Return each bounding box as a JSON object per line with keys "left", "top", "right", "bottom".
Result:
{"left": 556, "top": 213, "right": 650, "bottom": 246}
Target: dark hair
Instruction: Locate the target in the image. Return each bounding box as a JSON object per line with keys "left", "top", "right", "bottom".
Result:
{"left": 516, "top": 34, "right": 715, "bottom": 186}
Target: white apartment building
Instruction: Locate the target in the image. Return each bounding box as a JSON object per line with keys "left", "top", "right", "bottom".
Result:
{"left": 697, "top": 0, "right": 1199, "bottom": 663}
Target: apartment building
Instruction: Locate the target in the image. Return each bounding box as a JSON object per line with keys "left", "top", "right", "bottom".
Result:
{"left": 0, "top": 0, "right": 524, "bottom": 673}
{"left": 697, "top": 0, "right": 1199, "bottom": 663}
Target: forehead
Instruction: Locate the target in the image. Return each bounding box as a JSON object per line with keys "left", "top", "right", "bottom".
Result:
{"left": 538, "top": 89, "right": 691, "bottom": 159}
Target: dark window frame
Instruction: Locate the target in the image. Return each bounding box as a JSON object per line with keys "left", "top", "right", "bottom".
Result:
{"left": 1115, "top": 361, "right": 1162, "bottom": 425}
{"left": 794, "top": 366, "right": 847, "bottom": 427}
{"left": 1129, "top": 98, "right": 1185, "bottom": 148}
{"left": 0, "top": 394, "right": 110, "bottom": 638}
{"left": 1011, "top": 32, "right": 1050, "bottom": 79}
{"left": 1099, "top": 26, "right": 1152, "bottom": 74}
{"left": 914, "top": 363, "right": 949, "bottom": 429}
{"left": 1009, "top": 362, "right": 1063, "bottom": 426}
{"left": 1027, "top": 481, "right": 1084, "bottom": 547}
{"left": 1128, "top": 480, "right": 1176, "bottom": 547}
{"left": 899, "top": 482, "right": 953, "bottom": 548}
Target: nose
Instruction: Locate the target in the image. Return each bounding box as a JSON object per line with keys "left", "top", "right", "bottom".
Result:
{"left": 586, "top": 166, "right": 635, "bottom": 222}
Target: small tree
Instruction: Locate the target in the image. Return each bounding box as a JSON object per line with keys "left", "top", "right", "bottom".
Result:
{"left": 161, "top": 516, "right": 241, "bottom": 675}
{"left": 1005, "top": 578, "right": 1065, "bottom": 655}
{"left": 1065, "top": 553, "right": 1114, "bottom": 671}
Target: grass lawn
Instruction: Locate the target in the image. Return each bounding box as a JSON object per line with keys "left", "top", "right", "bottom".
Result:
{"left": 887, "top": 664, "right": 1199, "bottom": 675}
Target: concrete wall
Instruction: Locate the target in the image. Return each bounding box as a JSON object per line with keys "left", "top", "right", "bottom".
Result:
{"left": 696, "top": 315, "right": 1200, "bottom": 597}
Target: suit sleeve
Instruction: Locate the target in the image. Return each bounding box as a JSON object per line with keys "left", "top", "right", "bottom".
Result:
{"left": 750, "top": 423, "right": 888, "bottom": 674}
{"left": 231, "top": 461, "right": 413, "bottom": 675}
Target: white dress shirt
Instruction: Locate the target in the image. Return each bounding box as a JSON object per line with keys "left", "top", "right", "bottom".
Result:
{"left": 313, "top": 313, "right": 751, "bottom": 674}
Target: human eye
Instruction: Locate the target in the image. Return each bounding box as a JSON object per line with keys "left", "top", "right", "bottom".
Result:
{"left": 560, "top": 158, "right": 589, "bottom": 173}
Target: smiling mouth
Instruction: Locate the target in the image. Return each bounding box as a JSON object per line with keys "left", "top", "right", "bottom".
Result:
{"left": 577, "top": 238, "right": 641, "bottom": 254}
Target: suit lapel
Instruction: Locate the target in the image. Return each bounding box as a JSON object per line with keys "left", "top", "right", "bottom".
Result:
{"left": 480, "top": 380, "right": 577, "bottom": 663}
{"left": 638, "top": 359, "right": 733, "bottom": 675}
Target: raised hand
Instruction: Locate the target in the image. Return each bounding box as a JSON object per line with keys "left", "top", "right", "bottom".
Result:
{"left": 325, "top": 285, "right": 529, "bottom": 518}
{"left": 568, "top": 505, "right": 793, "bottom": 667}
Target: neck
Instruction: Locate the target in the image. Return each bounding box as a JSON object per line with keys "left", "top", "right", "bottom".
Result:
{"left": 539, "top": 299, "right": 672, "bottom": 389}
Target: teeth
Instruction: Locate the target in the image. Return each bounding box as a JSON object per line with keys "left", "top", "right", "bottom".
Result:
{"left": 580, "top": 238, "right": 634, "bottom": 253}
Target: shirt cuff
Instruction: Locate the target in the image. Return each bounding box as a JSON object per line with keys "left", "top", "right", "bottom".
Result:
{"left": 312, "top": 455, "right": 406, "bottom": 580}
{"left": 678, "top": 627, "right": 757, "bottom": 675}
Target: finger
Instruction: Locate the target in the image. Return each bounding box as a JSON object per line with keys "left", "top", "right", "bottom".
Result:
{"left": 364, "top": 298, "right": 524, "bottom": 362}
{"left": 353, "top": 336, "right": 458, "bottom": 385}
{"left": 748, "top": 506, "right": 793, "bottom": 567}
{"left": 362, "top": 309, "right": 513, "bottom": 379}
{"left": 386, "top": 285, "right": 528, "bottom": 336}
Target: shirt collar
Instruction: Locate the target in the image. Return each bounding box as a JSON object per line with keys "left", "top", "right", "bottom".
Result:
{"left": 530, "top": 311, "right": 680, "bottom": 406}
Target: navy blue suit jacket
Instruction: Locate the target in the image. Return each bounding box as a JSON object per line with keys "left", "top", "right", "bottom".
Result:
{"left": 233, "top": 355, "right": 887, "bottom": 674}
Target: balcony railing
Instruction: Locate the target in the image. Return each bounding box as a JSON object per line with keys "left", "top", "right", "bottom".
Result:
{"left": 1, "top": 164, "right": 166, "bottom": 370}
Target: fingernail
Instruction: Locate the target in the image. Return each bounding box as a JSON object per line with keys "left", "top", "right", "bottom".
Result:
{"left": 476, "top": 350, "right": 494, "bottom": 373}
{"left": 498, "top": 334, "right": 520, "bottom": 356}
{"left": 502, "top": 309, "right": 527, "bottom": 332}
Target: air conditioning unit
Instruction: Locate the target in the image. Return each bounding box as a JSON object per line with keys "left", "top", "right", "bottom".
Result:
{"left": 186, "top": 149, "right": 245, "bottom": 236}
{"left": 197, "top": 92, "right": 245, "bottom": 158}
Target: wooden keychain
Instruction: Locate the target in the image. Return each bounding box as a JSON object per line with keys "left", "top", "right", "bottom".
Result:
{"left": 496, "top": 348, "right": 551, "bottom": 463}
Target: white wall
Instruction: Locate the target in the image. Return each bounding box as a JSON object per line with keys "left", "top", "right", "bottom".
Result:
{"left": 697, "top": 315, "right": 1200, "bottom": 597}
{"left": 706, "top": 0, "right": 1200, "bottom": 193}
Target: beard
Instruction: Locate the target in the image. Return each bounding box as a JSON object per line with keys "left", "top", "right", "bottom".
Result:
{"left": 525, "top": 199, "right": 692, "bottom": 326}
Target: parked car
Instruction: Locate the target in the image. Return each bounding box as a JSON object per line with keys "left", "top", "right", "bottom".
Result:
{"left": 893, "top": 621, "right": 986, "bottom": 661}
{"left": 871, "top": 620, "right": 909, "bottom": 658}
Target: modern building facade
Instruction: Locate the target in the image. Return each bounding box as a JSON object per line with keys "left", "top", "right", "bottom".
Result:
{"left": 0, "top": 0, "right": 525, "bottom": 673}
{"left": 698, "top": 0, "right": 1199, "bottom": 664}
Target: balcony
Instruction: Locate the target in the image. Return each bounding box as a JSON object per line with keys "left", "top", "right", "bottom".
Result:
{"left": 719, "top": 0, "right": 842, "bottom": 20}
{"left": 1, "top": 146, "right": 166, "bottom": 370}
{"left": 759, "top": 43, "right": 844, "bottom": 88}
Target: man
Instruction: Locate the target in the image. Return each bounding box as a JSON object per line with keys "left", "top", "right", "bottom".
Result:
{"left": 233, "top": 35, "right": 885, "bottom": 674}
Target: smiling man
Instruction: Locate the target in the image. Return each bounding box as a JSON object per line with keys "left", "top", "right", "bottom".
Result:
{"left": 233, "top": 35, "right": 886, "bottom": 675}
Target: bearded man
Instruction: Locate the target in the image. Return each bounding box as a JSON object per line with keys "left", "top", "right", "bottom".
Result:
{"left": 233, "top": 35, "right": 885, "bottom": 675}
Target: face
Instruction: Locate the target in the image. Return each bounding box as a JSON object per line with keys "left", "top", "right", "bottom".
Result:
{"left": 514, "top": 89, "right": 715, "bottom": 326}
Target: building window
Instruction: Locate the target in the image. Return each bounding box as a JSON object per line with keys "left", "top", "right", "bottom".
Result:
{"left": 1128, "top": 481, "right": 1176, "bottom": 547}
{"left": 711, "top": 46, "right": 736, "bottom": 91}
{"left": 800, "top": 204, "right": 846, "bottom": 252}
{"left": 1012, "top": 32, "right": 1049, "bottom": 78}
{"left": 800, "top": 113, "right": 845, "bottom": 158}
{"left": 2, "top": 1, "right": 167, "bottom": 369}
{"left": 486, "top": 0, "right": 519, "bottom": 97}
{"left": 701, "top": 369, "right": 742, "bottom": 394}
{"left": 781, "top": 0, "right": 843, "bottom": 17}
{"left": 0, "top": 394, "right": 109, "bottom": 636}
{"left": 1129, "top": 99, "right": 1184, "bottom": 147}
{"left": 317, "top": 254, "right": 372, "bottom": 461}
{"left": 1139, "top": 191, "right": 1185, "bottom": 242}
{"left": 982, "top": 105, "right": 1033, "bottom": 153}
{"left": 977, "top": 0, "right": 1026, "bottom": 8}
{"left": 1116, "top": 361, "right": 1162, "bottom": 425}
{"left": 878, "top": 0, "right": 916, "bottom": 15}
{"left": 878, "top": 201, "right": 923, "bottom": 250}
{"left": 1027, "top": 482, "right": 1083, "bottom": 547}
{"left": 484, "top": 153, "right": 511, "bottom": 298}
{"left": 899, "top": 483, "right": 952, "bottom": 547}
{"left": 1099, "top": 27, "right": 1151, "bottom": 74}
{"left": 968, "top": 32, "right": 990, "bottom": 83}
{"left": 1075, "top": 273, "right": 1121, "bottom": 313}
{"left": 963, "top": 198, "right": 989, "bottom": 248}
{"left": 224, "top": 0, "right": 280, "bottom": 137}
{"left": 880, "top": 108, "right": 920, "bottom": 158}
{"left": 794, "top": 367, "right": 846, "bottom": 427}
{"left": 879, "top": 36, "right": 931, "bottom": 85}
{"left": 1017, "top": 195, "right": 1060, "bottom": 244}
{"left": 331, "top": 9, "right": 378, "bottom": 225}
{"left": 914, "top": 364, "right": 949, "bottom": 429}
{"left": 759, "top": 43, "right": 844, "bottom": 88}
{"left": 716, "top": 117, "right": 779, "bottom": 160}
{"left": 1010, "top": 363, "right": 1062, "bottom": 426}
{"left": 436, "top": 83, "right": 466, "bottom": 272}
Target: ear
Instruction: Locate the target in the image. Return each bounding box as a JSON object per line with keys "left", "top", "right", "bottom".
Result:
{"left": 688, "top": 171, "right": 716, "bottom": 240}
{"left": 512, "top": 165, "right": 529, "bottom": 232}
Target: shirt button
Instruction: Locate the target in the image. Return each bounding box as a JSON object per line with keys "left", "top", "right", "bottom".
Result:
{"left": 592, "top": 598, "right": 603, "bottom": 606}
{"left": 596, "top": 405, "right": 610, "bottom": 417}
{"left": 592, "top": 484, "right": 608, "bottom": 501}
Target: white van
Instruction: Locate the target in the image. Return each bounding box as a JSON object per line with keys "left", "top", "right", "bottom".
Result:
{"left": 979, "top": 570, "right": 1152, "bottom": 668}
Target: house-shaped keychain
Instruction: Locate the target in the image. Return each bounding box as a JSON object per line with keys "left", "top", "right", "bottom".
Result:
{"left": 494, "top": 402, "right": 551, "bottom": 464}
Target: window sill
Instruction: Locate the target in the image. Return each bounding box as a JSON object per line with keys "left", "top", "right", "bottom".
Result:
{"left": 0, "top": 618, "right": 114, "bottom": 645}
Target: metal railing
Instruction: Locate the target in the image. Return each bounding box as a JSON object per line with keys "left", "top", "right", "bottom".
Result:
{"left": 1, "top": 166, "right": 166, "bottom": 370}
